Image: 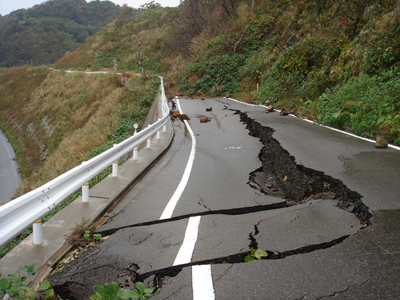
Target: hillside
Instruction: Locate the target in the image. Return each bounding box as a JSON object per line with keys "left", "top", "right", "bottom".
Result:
{"left": 1, "top": 0, "right": 400, "bottom": 193}
{"left": 0, "top": 0, "right": 124, "bottom": 67}
{"left": 0, "top": 67, "right": 159, "bottom": 194}
{"left": 56, "top": 0, "right": 400, "bottom": 146}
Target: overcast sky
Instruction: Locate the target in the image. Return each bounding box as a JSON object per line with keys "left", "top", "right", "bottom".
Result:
{"left": 0, "top": 0, "right": 180, "bottom": 16}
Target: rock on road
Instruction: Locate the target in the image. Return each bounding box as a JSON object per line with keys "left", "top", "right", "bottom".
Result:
{"left": 49, "top": 97, "right": 400, "bottom": 300}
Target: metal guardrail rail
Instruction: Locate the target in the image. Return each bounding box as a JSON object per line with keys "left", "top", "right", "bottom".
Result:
{"left": 0, "top": 77, "right": 169, "bottom": 248}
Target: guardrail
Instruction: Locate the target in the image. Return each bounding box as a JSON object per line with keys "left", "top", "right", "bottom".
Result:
{"left": 0, "top": 77, "right": 170, "bottom": 248}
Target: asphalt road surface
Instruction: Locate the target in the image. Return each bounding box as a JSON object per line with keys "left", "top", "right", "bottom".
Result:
{"left": 50, "top": 97, "right": 400, "bottom": 299}
{"left": 0, "top": 130, "right": 20, "bottom": 203}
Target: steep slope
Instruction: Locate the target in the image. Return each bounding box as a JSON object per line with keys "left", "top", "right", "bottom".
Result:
{"left": 54, "top": 0, "right": 400, "bottom": 145}
{"left": 0, "top": 67, "right": 159, "bottom": 194}
{"left": 0, "top": 0, "right": 123, "bottom": 67}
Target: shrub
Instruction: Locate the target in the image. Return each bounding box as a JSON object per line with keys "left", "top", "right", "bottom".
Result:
{"left": 318, "top": 68, "right": 400, "bottom": 144}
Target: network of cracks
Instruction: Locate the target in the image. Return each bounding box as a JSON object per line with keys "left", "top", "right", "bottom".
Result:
{"left": 48, "top": 108, "right": 371, "bottom": 299}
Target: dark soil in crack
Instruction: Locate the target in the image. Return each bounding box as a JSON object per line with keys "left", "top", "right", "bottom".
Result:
{"left": 49, "top": 234, "right": 350, "bottom": 299}
{"left": 236, "top": 110, "right": 372, "bottom": 225}
{"left": 49, "top": 247, "right": 140, "bottom": 300}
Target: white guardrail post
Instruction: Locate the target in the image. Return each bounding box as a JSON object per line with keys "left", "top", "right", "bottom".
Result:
{"left": 133, "top": 148, "right": 139, "bottom": 161}
{"left": 112, "top": 161, "right": 119, "bottom": 177}
{"left": 82, "top": 182, "right": 89, "bottom": 202}
{"left": 0, "top": 77, "right": 169, "bottom": 248}
{"left": 157, "top": 118, "right": 162, "bottom": 139}
{"left": 33, "top": 220, "right": 42, "bottom": 245}
{"left": 147, "top": 137, "right": 152, "bottom": 148}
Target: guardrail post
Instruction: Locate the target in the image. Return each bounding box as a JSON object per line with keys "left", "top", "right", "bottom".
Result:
{"left": 133, "top": 148, "right": 138, "bottom": 161}
{"left": 163, "top": 125, "right": 167, "bottom": 132}
{"left": 112, "top": 161, "right": 118, "bottom": 177}
{"left": 147, "top": 137, "right": 152, "bottom": 148}
{"left": 156, "top": 118, "right": 162, "bottom": 139}
{"left": 0, "top": 78, "right": 170, "bottom": 249}
{"left": 82, "top": 182, "right": 89, "bottom": 203}
{"left": 33, "top": 220, "right": 42, "bottom": 245}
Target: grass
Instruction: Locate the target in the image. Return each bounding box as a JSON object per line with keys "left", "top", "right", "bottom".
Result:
{"left": 0, "top": 68, "right": 159, "bottom": 258}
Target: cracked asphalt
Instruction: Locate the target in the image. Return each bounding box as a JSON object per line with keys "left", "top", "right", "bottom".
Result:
{"left": 49, "top": 97, "right": 400, "bottom": 299}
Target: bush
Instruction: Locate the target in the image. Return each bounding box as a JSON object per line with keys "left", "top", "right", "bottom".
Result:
{"left": 318, "top": 68, "right": 400, "bottom": 144}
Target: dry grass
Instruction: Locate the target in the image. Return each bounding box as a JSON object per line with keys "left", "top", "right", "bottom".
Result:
{"left": 0, "top": 67, "right": 156, "bottom": 194}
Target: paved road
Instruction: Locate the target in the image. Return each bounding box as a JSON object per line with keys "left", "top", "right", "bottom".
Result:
{"left": 49, "top": 97, "right": 400, "bottom": 299}
{"left": 0, "top": 130, "right": 20, "bottom": 203}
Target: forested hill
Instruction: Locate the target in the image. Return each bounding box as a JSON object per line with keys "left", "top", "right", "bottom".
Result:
{"left": 56, "top": 0, "right": 400, "bottom": 146}
{"left": 0, "top": 0, "right": 136, "bottom": 67}
{"left": 0, "top": 0, "right": 399, "bottom": 199}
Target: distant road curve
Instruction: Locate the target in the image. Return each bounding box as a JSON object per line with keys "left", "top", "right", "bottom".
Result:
{"left": 48, "top": 68, "right": 122, "bottom": 75}
{"left": 0, "top": 130, "right": 21, "bottom": 203}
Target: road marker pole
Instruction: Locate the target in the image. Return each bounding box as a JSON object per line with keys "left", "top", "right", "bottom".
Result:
{"left": 112, "top": 161, "right": 118, "bottom": 177}
{"left": 133, "top": 148, "right": 138, "bottom": 161}
{"left": 82, "top": 183, "right": 89, "bottom": 202}
{"left": 147, "top": 137, "right": 152, "bottom": 148}
{"left": 157, "top": 118, "right": 162, "bottom": 139}
{"left": 33, "top": 220, "right": 43, "bottom": 245}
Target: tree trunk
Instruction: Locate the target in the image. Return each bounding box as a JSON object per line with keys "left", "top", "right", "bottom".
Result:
{"left": 134, "top": 36, "right": 145, "bottom": 76}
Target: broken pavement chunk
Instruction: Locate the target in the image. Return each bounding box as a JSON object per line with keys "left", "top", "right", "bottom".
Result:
{"left": 375, "top": 138, "right": 388, "bottom": 148}
{"left": 178, "top": 114, "right": 190, "bottom": 120}
{"left": 170, "top": 110, "right": 180, "bottom": 117}
{"left": 265, "top": 105, "right": 274, "bottom": 113}
{"left": 200, "top": 117, "right": 212, "bottom": 123}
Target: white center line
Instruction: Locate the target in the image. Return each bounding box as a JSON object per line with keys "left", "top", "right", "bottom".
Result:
{"left": 192, "top": 265, "right": 215, "bottom": 300}
{"left": 160, "top": 97, "right": 215, "bottom": 299}
{"left": 173, "top": 216, "right": 201, "bottom": 266}
{"left": 160, "top": 97, "right": 197, "bottom": 220}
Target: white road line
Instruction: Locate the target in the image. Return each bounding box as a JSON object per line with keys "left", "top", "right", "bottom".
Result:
{"left": 173, "top": 216, "right": 201, "bottom": 266}
{"left": 160, "top": 97, "right": 198, "bottom": 220}
{"left": 192, "top": 265, "right": 215, "bottom": 300}
{"left": 227, "top": 97, "right": 400, "bottom": 151}
{"left": 161, "top": 98, "right": 214, "bottom": 298}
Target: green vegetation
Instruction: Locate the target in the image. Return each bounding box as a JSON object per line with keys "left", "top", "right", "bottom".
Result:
{"left": 0, "top": 261, "right": 54, "bottom": 300}
{"left": 0, "top": 0, "right": 124, "bottom": 67}
{"left": 0, "top": 261, "right": 157, "bottom": 300}
{"left": 0, "top": 68, "right": 158, "bottom": 258}
{"left": 53, "top": 0, "right": 400, "bottom": 145}
{"left": 1, "top": 0, "right": 400, "bottom": 296}
{"left": 244, "top": 248, "right": 268, "bottom": 262}
{"left": 55, "top": 3, "right": 171, "bottom": 72}
{"left": 90, "top": 282, "right": 159, "bottom": 300}
{"left": 67, "top": 220, "right": 101, "bottom": 248}
{"left": 0, "top": 68, "right": 158, "bottom": 193}
{"left": 318, "top": 67, "right": 400, "bottom": 144}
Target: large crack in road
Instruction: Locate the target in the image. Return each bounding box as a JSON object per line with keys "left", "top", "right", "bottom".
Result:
{"left": 236, "top": 109, "right": 371, "bottom": 225}
{"left": 48, "top": 105, "right": 371, "bottom": 299}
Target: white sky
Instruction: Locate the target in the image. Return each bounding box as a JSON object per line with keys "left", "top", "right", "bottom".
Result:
{"left": 0, "top": 0, "right": 180, "bottom": 16}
